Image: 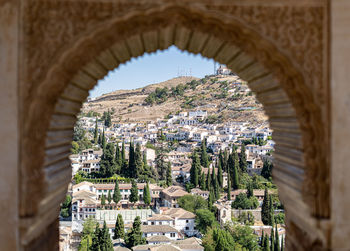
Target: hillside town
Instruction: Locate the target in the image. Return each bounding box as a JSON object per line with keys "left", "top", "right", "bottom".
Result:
{"left": 60, "top": 71, "right": 285, "bottom": 251}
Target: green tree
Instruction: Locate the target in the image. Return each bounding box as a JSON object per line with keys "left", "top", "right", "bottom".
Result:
{"left": 268, "top": 195, "right": 275, "bottom": 226}
{"left": 263, "top": 232, "right": 270, "bottom": 251}
{"left": 261, "top": 188, "right": 270, "bottom": 225}
{"left": 200, "top": 139, "right": 209, "bottom": 168}
{"left": 107, "top": 190, "right": 112, "bottom": 204}
{"left": 60, "top": 194, "right": 71, "bottom": 218}
{"left": 232, "top": 161, "right": 239, "bottom": 190}
{"left": 79, "top": 218, "right": 97, "bottom": 251}
{"left": 227, "top": 172, "right": 231, "bottom": 200}
{"left": 93, "top": 119, "right": 98, "bottom": 143}
{"left": 115, "top": 143, "right": 122, "bottom": 169}
{"left": 239, "top": 144, "right": 247, "bottom": 172}
{"left": 271, "top": 226, "right": 275, "bottom": 251}
{"left": 274, "top": 212, "right": 285, "bottom": 225}
{"left": 143, "top": 183, "right": 151, "bottom": 206}
{"left": 100, "top": 143, "right": 116, "bottom": 177}
{"left": 71, "top": 141, "right": 80, "bottom": 154}
{"left": 217, "top": 160, "right": 223, "bottom": 188}
{"left": 125, "top": 216, "right": 146, "bottom": 248}
{"left": 102, "top": 128, "right": 106, "bottom": 149}
{"left": 135, "top": 143, "right": 143, "bottom": 176}
{"left": 155, "top": 149, "right": 166, "bottom": 179}
{"left": 274, "top": 225, "right": 280, "bottom": 251}
{"left": 226, "top": 224, "right": 259, "bottom": 251}
{"left": 113, "top": 179, "right": 122, "bottom": 204}
{"left": 247, "top": 181, "right": 253, "bottom": 198}
{"left": 104, "top": 110, "right": 112, "bottom": 127}
{"left": 178, "top": 194, "right": 208, "bottom": 213}
{"left": 200, "top": 172, "right": 206, "bottom": 190}
{"left": 166, "top": 162, "right": 172, "bottom": 187}
{"left": 101, "top": 194, "right": 106, "bottom": 208}
{"left": 113, "top": 214, "right": 125, "bottom": 240}
{"left": 129, "top": 179, "right": 139, "bottom": 203}
{"left": 190, "top": 152, "right": 201, "bottom": 187}
{"left": 128, "top": 142, "right": 137, "bottom": 178}
{"left": 261, "top": 160, "right": 273, "bottom": 180}
{"left": 195, "top": 209, "right": 218, "bottom": 234}
{"left": 231, "top": 193, "right": 259, "bottom": 209}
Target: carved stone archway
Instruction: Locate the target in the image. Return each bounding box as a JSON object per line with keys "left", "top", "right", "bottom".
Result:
{"left": 18, "top": 1, "right": 329, "bottom": 250}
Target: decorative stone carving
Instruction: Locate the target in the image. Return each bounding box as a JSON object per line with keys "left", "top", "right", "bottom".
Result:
{"left": 18, "top": 0, "right": 329, "bottom": 249}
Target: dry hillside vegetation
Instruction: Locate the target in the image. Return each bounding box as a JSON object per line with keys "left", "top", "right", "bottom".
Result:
{"left": 82, "top": 76, "right": 268, "bottom": 126}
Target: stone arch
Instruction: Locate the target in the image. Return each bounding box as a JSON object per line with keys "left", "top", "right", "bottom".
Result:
{"left": 21, "top": 4, "right": 328, "bottom": 250}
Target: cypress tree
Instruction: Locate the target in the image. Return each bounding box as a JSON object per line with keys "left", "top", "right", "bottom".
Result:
{"left": 212, "top": 167, "right": 219, "bottom": 200}
{"left": 166, "top": 162, "right": 172, "bottom": 187}
{"left": 125, "top": 216, "right": 146, "bottom": 248}
{"left": 217, "top": 160, "right": 223, "bottom": 187}
{"left": 190, "top": 152, "right": 200, "bottom": 187}
{"left": 101, "top": 194, "right": 106, "bottom": 208}
{"left": 223, "top": 148, "right": 229, "bottom": 170}
{"left": 281, "top": 236, "right": 284, "bottom": 251}
{"left": 206, "top": 168, "right": 211, "bottom": 190}
{"left": 239, "top": 144, "right": 247, "bottom": 172}
{"left": 271, "top": 227, "right": 275, "bottom": 251}
{"left": 100, "top": 221, "right": 113, "bottom": 250}
{"left": 93, "top": 118, "right": 98, "bottom": 143}
{"left": 232, "top": 161, "right": 239, "bottom": 190}
{"left": 227, "top": 172, "right": 231, "bottom": 200}
{"left": 121, "top": 141, "right": 126, "bottom": 163}
{"left": 268, "top": 195, "right": 275, "bottom": 226}
{"left": 102, "top": 128, "right": 106, "bottom": 150}
{"left": 263, "top": 233, "right": 270, "bottom": 251}
{"left": 143, "top": 183, "right": 151, "bottom": 206}
{"left": 100, "top": 143, "right": 116, "bottom": 177}
{"left": 208, "top": 188, "right": 214, "bottom": 209}
{"left": 143, "top": 151, "right": 147, "bottom": 168}
{"left": 219, "top": 150, "right": 225, "bottom": 172}
{"left": 98, "top": 132, "right": 102, "bottom": 146}
{"left": 200, "top": 172, "right": 206, "bottom": 190}
{"left": 113, "top": 214, "right": 125, "bottom": 240}
{"left": 113, "top": 179, "right": 122, "bottom": 205}
{"left": 261, "top": 188, "right": 269, "bottom": 225}
{"left": 107, "top": 190, "right": 112, "bottom": 204}
{"left": 247, "top": 181, "right": 253, "bottom": 198}
{"left": 115, "top": 142, "right": 122, "bottom": 168}
{"left": 91, "top": 223, "right": 100, "bottom": 251}
{"left": 135, "top": 143, "right": 143, "bottom": 176}
{"left": 200, "top": 139, "right": 209, "bottom": 168}
{"left": 129, "top": 179, "right": 139, "bottom": 203}
{"left": 128, "top": 142, "right": 137, "bottom": 178}
{"left": 274, "top": 225, "right": 280, "bottom": 251}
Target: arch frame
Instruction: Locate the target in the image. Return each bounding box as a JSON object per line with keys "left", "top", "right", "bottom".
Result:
{"left": 18, "top": 1, "right": 330, "bottom": 250}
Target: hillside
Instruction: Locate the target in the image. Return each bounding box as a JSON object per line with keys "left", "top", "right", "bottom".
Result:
{"left": 82, "top": 75, "right": 268, "bottom": 126}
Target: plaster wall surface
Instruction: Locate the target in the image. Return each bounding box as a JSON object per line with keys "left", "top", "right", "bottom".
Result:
{"left": 331, "top": 1, "right": 350, "bottom": 249}
{"left": 0, "top": 1, "right": 19, "bottom": 250}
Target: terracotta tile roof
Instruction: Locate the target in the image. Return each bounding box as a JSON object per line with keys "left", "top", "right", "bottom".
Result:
{"left": 141, "top": 225, "right": 178, "bottom": 233}
{"left": 95, "top": 183, "right": 146, "bottom": 190}
{"left": 147, "top": 235, "right": 171, "bottom": 242}
{"left": 147, "top": 214, "right": 174, "bottom": 221}
{"left": 162, "top": 208, "right": 195, "bottom": 219}
{"left": 161, "top": 186, "right": 188, "bottom": 198}
{"left": 72, "top": 181, "right": 94, "bottom": 189}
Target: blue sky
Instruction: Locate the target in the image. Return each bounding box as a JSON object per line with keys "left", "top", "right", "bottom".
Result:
{"left": 89, "top": 46, "right": 216, "bottom": 98}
